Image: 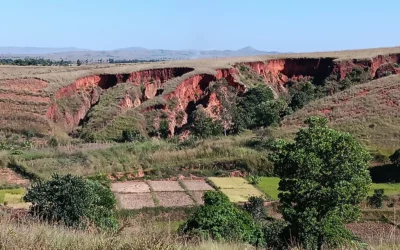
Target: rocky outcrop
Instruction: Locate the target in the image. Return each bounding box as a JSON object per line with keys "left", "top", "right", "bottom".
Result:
{"left": 47, "top": 67, "right": 194, "bottom": 129}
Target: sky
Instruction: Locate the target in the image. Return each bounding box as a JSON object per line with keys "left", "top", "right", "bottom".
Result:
{"left": 1, "top": 0, "right": 399, "bottom": 52}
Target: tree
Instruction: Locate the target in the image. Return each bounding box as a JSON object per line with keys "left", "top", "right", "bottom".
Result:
{"left": 191, "top": 107, "right": 222, "bottom": 138}
{"left": 179, "top": 191, "right": 263, "bottom": 246}
{"left": 77, "top": 59, "right": 82, "bottom": 66}
{"left": 238, "top": 85, "right": 275, "bottom": 129}
{"left": 244, "top": 196, "right": 268, "bottom": 222}
{"left": 23, "top": 174, "right": 118, "bottom": 230}
{"left": 159, "top": 119, "right": 170, "bottom": 139}
{"left": 270, "top": 116, "right": 372, "bottom": 249}
{"left": 367, "top": 189, "right": 386, "bottom": 209}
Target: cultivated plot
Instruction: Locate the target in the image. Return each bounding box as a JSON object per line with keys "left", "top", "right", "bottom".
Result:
{"left": 111, "top": 181, "right": 151, "bottom": 193}
{"left": 208, "top": 177, "right": 265, "bottom": 203}
{"left": 155, "top": 192, "right": 194, "bottom": 207}
{"left": 115, "top": 193, "right": 155, "bottom": 209}
{"left": 112, "top": 180, "right": 214, "bottom": 209}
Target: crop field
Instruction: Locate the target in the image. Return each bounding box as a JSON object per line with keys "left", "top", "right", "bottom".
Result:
{"left": 369, "top": 183, "right": 400, "bottom": 196}
{"left": 208, "top": 177, "right": 265, "bottom": 203}
{"left": 256, "top": 177, "right": 280, "bottom": 201}
{"left": 111, "top": 180, "right": 214, "bottom": 209}
{"left": 0, "top": 188, "right": 29, "bottom": 209}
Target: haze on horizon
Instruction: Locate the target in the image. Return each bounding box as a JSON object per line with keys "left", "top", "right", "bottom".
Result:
{"left": 1, "top": 0, "right": 399, "bottom": 53}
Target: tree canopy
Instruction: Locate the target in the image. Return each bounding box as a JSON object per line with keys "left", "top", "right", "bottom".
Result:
{"left": 270, "top": 116, "right": 372, "bottom": 249}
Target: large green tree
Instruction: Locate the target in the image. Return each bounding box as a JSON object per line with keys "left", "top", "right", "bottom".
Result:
{"left": 270, "top": 116, "right": 371, "bottom": 249}
{"left": 24, "top": 174, "right": 118, "bottom": 230}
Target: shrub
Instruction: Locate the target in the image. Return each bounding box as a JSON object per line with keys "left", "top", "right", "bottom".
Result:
{"left": 179, "top": 191, "right": 264, "bottom": 246}
{"left": 248, "top": 175, "right": 261, "bottom": 185}
{"left": 262, "top": 220, "right": 288, "bottom": 249}
{"left": 121, "top": 129, "right": 144, "bottom": 142}
{"left": 367, "top": 189, "right": 386, "bottom": 209}
{"left": 159, "top": 120, "right": 170, "bottom": 139}
{"left": 389, "top": 148, "right": 400, "bottom": 167}
{"left": 47, "top": 137, "right": 58, "bottom": 148}
{"left": 23, "top": 174, "right": 118, "bottom": 230}
{"left": 243, "top": 196, "right": 267, "bottom": 221}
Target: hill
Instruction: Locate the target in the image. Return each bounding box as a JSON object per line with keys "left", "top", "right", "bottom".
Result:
{"left": 277, "top": 74, "right": 400, "bottom": 152}
{"left": 0, "top": 46, "right": 278, "bottom": 61}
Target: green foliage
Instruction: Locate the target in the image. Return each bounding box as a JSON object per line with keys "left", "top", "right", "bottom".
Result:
{"left": 367, "top": 189, "right": 386, "bottom": 209}
{"left": 255, "top": 99, "right": 286, "bottom": 127}
{"left": 179, "top": 191, "right": 264, "bottom": 246}
{"left": 77, "top": 59, "right": 82, "bottom": 66}
{"left": 121, "top": 129, "right": 144, "bottom": 142}
{"left": 159, "top": 120, "right": 170, "bottom": 139}
{"left": 270, "top": 116, "right": 372, "bottom": 249}
{"left": 191, "top": 108, "right": 222, "bottom": 138}
{"left": 248, "top": 175, "right": 261, "bottom": 185}
{"left": 389, "top": 148, "right": 400, "bottom": 167}
{"left": 237, "top": 85, "right": 275, "bottom": 129}
{"left": 0, "top": 57, "right": 71, "bottom": 66}
{"left": 243, "top": 196, "right": 267, "bottom": 221}
{"left": 23, "top": 174, "right": 118, "bottom": 230}
{"left": 47, "top": 137, "right": 58, "bottom": 148}
{"left": 288, "top": 81, "right": 320, "bottom": 111}
{"left": 262, "top": 220, "right": 288, "bottom": 249}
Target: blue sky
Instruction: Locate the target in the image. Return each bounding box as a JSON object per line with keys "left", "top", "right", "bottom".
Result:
{"left": 1, "top": 0, "right": 399, "bottom": 52}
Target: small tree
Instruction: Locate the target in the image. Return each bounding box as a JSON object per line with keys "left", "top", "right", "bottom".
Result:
{"left": 159, "top": 120, "right": 170, "bottom": 139}
{"left": 367, "top": 189, "right": 386, "bottom": 209}
{"left": 244, "top": 196, "right": 268, "bottom": 222}
{"left": 179, "top": 191, "right": 263, "bottom": 246}
{"left": 390, "top": 149, "right": 400, "bottom": 167}
{"left": 77, "top": 59, "right": 82, "bottom": 66}
{"left": 24, "top": 174, "right": 118, "bottom": 230}
{"left": 270, "top": 116, "right": 372, "bottom": 249}
{"left": 121, "top": 129, "right": 143, "bottom": 142}
{"left": 191, "top": 108, "right": 222, "bottom": 138}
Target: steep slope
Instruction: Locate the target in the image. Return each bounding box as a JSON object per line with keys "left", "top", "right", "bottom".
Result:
{"left": 0, "top": 47, "right": 399, "bottom": 140}
{"left": 278, "top": 75, "right": 400, "bottom": 151}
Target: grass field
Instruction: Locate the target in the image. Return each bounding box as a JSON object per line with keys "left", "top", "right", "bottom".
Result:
{"left": 0, "top": 188, "right": 25, "bottom": 207}
{"left": 208, "top": 177, "right": 265, "bottom": 203}
{"left": 369, "top": 183, "right": 400, "bottom": 196}
{"left": 256, "top": 177, "right": 400, "bottom": 200}
{"left": 256, "top": 177, "right": 280, "bottom": 201}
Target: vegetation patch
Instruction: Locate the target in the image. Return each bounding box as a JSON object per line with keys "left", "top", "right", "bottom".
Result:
{"left": 208, "top": 177, "right": 265, "bottom": 203}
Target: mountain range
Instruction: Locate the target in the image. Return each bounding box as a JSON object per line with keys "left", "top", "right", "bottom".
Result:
{"left": 0, "top": 46, "right": 279, "bottom": 61}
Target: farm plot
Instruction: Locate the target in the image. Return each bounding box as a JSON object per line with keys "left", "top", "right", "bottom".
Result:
{"left": 111, "top": 180, "right": 214, "bottom": 209}
{"left": 256, "top": 177, "right": 280, "bottom": 201}
{"left": 0, "top": 188, "right": 30, "bottom": 209}
{"left": 208, "top": 177, "right": 265, "bottom": 203}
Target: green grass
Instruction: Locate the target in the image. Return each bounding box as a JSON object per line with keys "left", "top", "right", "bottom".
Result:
{"left": 369, "top": 183, "right": 400, "bottom": 196}
{"left": 256, "top": 178, "right": 400, "bottom": 201}
{"left": 0, "top": 188, "right": 25, "bottom": 203}
{"left": 256, "top": 177, "right": 280, "bottom": 201}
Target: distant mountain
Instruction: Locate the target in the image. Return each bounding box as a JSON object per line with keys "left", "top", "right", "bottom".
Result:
{"left": 0, "top": 46, "right": 280, "bottom": 61}
{"left": 0, "top": 47, "right": 89, "bottom": 55}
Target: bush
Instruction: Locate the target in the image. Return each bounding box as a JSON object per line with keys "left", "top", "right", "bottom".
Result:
{"left": 179, "top": 191, "right": 264, "bottom": 246}
{"left": 243, "top": 196, "right": 267, "bottom": 221}
{"left": 47, "top": 137, "right": 58, "bottom": 148}
{"left": 367, "top": 189, "right": 386, "bottom": 209}
{"left": 159, "top": 120, "right": 170, "bottom": 139}
{"left": 23, "top": 174, "right": 118, "bottom": 230}
{"left": 248, "top": 175, "right": 261, "bottom": 185}
{"left": 121, "top": 129, "right": 144, "bottom": 142}
{"left": 262, "top": 220, "right": 288, "bottom": 249}
{"left": 389, "top": 148, "right": 400, "bottom": 167}
{"left": 191, "top": 108, "right": 222, "bottom": 138}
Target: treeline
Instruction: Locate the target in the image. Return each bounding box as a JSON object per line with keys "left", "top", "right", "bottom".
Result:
{"left": 108, "top": 58, "right": 166, "bottom": 64}
{"left": 0, "top": 58, "right": 72, "bottom": 66}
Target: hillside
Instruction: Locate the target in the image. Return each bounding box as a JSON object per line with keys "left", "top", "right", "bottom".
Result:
{"left": 0, "top": 46, "right": 399, "bottom": 143}
{"left": 277, "top": 74, "right": 400, "bottom": 152}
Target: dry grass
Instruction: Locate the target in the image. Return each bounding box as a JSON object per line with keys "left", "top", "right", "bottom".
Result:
{"left": 277, "top": 74, "right": 400, "bottom": 151}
